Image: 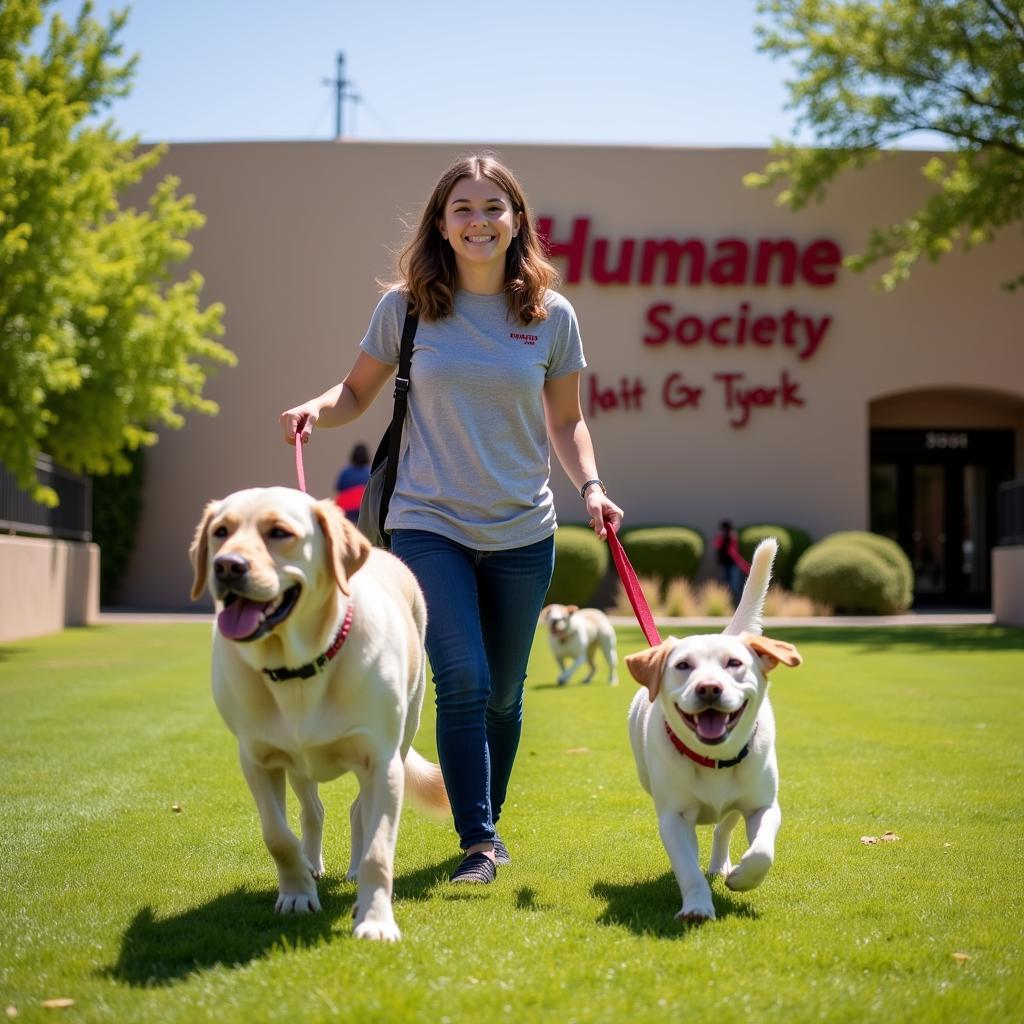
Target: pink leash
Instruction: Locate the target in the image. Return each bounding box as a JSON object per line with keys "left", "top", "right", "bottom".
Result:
{"left": 604, "top": 514, "right": 662, "bottom": 647}
{"left": 293, "top": 417, "right": 308, "bottom": 494}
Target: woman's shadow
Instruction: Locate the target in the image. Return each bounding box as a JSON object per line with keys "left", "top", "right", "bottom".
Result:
{"left": 591, "top": 871, "right": 758, "bottom": 937}
{"left": 105, "top": 860, "right": 447, "bottom": 987}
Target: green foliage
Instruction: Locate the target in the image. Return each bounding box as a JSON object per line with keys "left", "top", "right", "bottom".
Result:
{"left": 738, "top": 523, "right": 814, "bottom": 587}
{"left": 546, "top": 525, "right": 608, "bottom": 605}
{"left": 794, "top": 530, "right": 914, "bottom": 612}
{"left": 0, "top": 0, "right": 234, "bottom": 506}
{"left": 747, "top": 0, "right": 1024, "bottom": 289}
{"left": 620, "top": 526, "right": 704, "bottom": 592}
{"left": 91, "top": 445, "right": 144, "bottom": 602}
{"left": 825, "top": 529, "right": 914, "bottom": 608}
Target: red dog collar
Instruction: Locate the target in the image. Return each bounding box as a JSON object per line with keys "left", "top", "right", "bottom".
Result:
{"left": 664, "top": 719, "right": 756, "bottom": 769}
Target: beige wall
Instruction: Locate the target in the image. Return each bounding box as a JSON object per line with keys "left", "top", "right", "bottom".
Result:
{"left": 117, "top": 142, "right": 1024, "bottom": 610}
{"left": 993, "top": 547, "right": 1024, "bottom": 626}
{"left": 0, "top": 537, "right": 99, "bottom": 641}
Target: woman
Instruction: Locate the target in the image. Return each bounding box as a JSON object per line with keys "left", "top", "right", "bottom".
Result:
{"left": 280, "top": 153, "right": 622, "bottom": 884}
{"left": 714, "top": 519, "right": 750, "bottom": 607}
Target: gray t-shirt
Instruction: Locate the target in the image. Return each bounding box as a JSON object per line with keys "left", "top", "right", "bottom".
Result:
{"left": 359, "top": 287, "right": 586, "bottom": 550}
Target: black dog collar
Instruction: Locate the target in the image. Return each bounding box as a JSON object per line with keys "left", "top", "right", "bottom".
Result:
{"left": 262, "top": 601, "right": 354, "bottom": 683}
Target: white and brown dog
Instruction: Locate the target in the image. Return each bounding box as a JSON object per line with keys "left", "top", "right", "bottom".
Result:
{"left": 190, "top": 487, "right": 448, "bottom": 941}
{"left": 625, "top": 539, "right": 801, "bottom": 922}
{"left": 540, "top": 604, "right": 618, "bottom": 686}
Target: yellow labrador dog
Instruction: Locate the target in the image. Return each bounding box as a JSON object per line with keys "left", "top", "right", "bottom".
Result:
{"left": 625, "top": 539, "right": 801, "bottom": 922}
{"left": 190, "top": 486, "right": 448, "bottom": 941}
{"left": 540, "top": 604, "right": 618, "bottom": 686}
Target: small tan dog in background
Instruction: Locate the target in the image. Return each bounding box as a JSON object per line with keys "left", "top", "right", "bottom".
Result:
{"left": 540, "top": 604, "right": 618, "bottom": 686}
{"left": 190, "top": 486, "right": 448, "bottom": 942}
{"left": 625, "top": 539, "right": 801, "bottom": 923}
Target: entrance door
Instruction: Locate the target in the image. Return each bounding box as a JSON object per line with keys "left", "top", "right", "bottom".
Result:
{"left": 869, "top": 429, "right": 1015, "bottom": 607}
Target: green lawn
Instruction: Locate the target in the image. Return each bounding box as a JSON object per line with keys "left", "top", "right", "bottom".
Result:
{"left": 1, "top": 622, "right": 1022, "bottom": 1023}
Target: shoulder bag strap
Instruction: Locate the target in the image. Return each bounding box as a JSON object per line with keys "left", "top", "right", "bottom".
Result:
{"left": 379, "top": 303, "right": 418, "bottom": 530}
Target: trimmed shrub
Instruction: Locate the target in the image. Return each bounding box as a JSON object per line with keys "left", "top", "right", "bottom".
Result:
{"left": 620, "top": 527, "right": 704, "bottom": 593}
{"left": 546, "top": 526, "right": 608, "bottom": 606}
{"left": 824, "top": 531, "right": 914, "bottom": 610}
{"left": 794, "top": 536, "right": 910, "bottom": 614}
{"left": 737, "top": 523, "right": 813, "bottom": 588}
{"left": 91, "top": 449, "right": 146, "bottom": 604}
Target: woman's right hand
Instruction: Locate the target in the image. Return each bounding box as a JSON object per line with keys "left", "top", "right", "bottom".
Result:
{"left": 280, "top": 404, "right": 319, "bottom": 446}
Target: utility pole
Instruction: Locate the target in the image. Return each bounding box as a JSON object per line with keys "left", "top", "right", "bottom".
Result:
{"left": 323, "top": 51, "right": 360, "bottom": 139}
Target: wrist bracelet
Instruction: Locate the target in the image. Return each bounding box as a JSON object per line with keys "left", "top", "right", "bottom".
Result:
{"left": 580, "top": 478, "right": 607, "bottom": 499}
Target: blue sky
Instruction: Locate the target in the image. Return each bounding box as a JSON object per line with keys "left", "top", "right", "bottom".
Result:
{"left": 50, "top": 0, "right": 804, "bottom": 147}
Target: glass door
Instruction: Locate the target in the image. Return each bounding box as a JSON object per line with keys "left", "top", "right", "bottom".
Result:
{"left": 869, "top": 429, "right": 1014, "bottom": 607}
{"left": 912, "top": 465, "right": 945, "bottom": 595}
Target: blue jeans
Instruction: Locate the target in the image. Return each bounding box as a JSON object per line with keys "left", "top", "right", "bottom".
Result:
{"left": 390, "top": 529, "right": 555, "bottom": 850}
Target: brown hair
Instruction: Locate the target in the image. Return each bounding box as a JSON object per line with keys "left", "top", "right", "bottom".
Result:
{"left": 387, "top": 153, "right": 558, "bottom": 325}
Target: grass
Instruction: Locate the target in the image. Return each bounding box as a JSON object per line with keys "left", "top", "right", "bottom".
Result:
{"left": 1, "top": 622, "right": 1023, "bottom": 1023}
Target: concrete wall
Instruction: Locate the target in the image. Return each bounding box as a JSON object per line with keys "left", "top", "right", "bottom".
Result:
{"left": 993, "top": 547, "right": 1024, "bottom": 626}
{"left": 0, "top": 537, "right": 99, "bottom": 643}
{"left": 115, "top": 141, "right": 1024, "bottom": 609}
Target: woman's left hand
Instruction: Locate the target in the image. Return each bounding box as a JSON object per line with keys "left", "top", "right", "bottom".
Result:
{"left": 586, "top": 493, "right": 623, "bottom": 540}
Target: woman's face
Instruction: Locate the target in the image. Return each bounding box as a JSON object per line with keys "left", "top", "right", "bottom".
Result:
{"left": 437, "top": 175, "right": 521, "bottom": 280}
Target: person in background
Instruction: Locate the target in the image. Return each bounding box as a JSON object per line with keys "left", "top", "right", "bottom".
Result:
{"left": 335, "top": 442, "right": 370, "bottom": 523}
{"left": 714, "top": 519, "right": 750, "bottom": 607}
{"left": 280, "top": 153, "right": 622, "bottom": 885}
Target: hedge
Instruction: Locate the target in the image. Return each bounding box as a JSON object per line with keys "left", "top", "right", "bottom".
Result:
{"left": 620, "top": 526, "right": 704, "bottom": 593}
{"left": 91, "top": 449, "right": 146, "bottom": 604}
{"left": 737, "top": 523, "right": 813, "bottom": 589}
{"left": 794, "top": 531, "right": 913, "bottom": 613}
{"left": 823, "top": 530, "right": 914, "bottom": 610}
{"left": 546, "top": 526, "right": 608, "bottom": 606}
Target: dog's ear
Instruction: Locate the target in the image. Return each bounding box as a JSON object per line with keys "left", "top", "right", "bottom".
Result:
{"left": 567, "top": 604, "right": 579, "bottom": 615}
{"left": 625, "top": 640, "right": 675, "bottom": 701}
{"left": 314, "top": 499, "right": 371, "bottom": 596}
{"left": 539, "top": 605, "right": 553, "bottom": 623}
{"left": 742, "top": 633, "right": 802, "bottom": 671}
{"left": 189, "top": 501, "right": 219, "bottom": 601}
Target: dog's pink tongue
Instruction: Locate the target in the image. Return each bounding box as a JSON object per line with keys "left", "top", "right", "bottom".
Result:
{"left": 697, "top": 710, "right": 728, "bottom": 741}
{"left": 217, "top": 598, "right": 265, "bottom": 640}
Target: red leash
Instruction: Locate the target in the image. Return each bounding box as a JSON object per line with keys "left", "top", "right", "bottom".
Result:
{"left": 604, "top": 515, "right": 662, "bottom": 647}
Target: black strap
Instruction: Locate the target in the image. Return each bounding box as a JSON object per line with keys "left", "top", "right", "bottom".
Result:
{"left": 378, "top": 303, "right": 418, "bottom": 535}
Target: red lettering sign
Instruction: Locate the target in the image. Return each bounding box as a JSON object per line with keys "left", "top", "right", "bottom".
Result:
{"left": 537, "top": 217, "right": 842, "bottom": 288}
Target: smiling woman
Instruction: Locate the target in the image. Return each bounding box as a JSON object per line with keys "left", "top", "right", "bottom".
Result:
{"left": 278, "top": 152, "right": 624, "bottom": 885}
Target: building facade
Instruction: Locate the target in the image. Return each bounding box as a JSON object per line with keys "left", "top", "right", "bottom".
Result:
{"left": 116, "top": 142, "right": 1023, "bottom": 610}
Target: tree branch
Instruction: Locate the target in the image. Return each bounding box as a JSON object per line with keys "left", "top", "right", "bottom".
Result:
{"left": 982, "top": 0, "right": 1024, "bottom": 52}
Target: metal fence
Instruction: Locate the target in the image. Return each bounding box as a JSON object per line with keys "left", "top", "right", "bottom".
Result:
{"left": 997, "top": 478, "right": 1024, "bottom": 546}
{"left": 0, "top": 456, "right": 92, "bottom": 541}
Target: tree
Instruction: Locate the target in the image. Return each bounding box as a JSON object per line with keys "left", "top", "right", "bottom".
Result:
{"left": 745, "top": 0, "right": 1024, "bottom": 290}
{"left": 0, "top": 0, "right": 234, "bottom": 505}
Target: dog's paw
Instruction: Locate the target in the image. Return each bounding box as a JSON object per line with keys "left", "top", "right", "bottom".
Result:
{"left": 707, "top": 857, "right": 733, "bottom": 878}
{"left": 303, "top": 850, "right": 325, "bottom": 880}
{"left": 275, "top": 890, "right": 321, "bottom": 914}
{"left": 353, "top": 917, "right": 401, "bottom": 942}
{"left": 726, "top": 851, "right": 772, "bottom": 892}
{"left": 676, "top": 901, "right": 716, "bottom": 923}
{"left": 608, "top": 677, "right": 619, "bottom": 686}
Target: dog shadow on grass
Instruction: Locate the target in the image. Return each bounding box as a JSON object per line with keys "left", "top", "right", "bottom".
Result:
{"left": 591, "top": 872, "right": 759, "bottom": 938}
{"left": 105, "top": 860, "right": 452, "bottom": 987}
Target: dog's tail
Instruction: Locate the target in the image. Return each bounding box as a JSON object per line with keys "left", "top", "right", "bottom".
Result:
{"left": 723, "top": 537, "right": 777, "bottom": 638}
{"left": 403, "top": 747, "right": 451, "bottom": 820}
